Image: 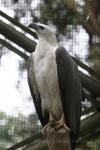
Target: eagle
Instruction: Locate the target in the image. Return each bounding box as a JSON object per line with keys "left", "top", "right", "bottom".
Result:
{"left": 27, "top": 23, "right": 82, "bottom": 148}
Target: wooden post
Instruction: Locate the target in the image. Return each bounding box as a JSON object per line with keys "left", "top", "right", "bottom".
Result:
{"left": 45, "top": 127, "right": 72, "bottom": 150}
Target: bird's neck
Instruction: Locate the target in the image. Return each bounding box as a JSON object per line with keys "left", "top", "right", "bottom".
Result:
{"left": 39, "top": 35, "right": 58, "bottom": 47}
{"left": 35, "top": 37, "right": 58, "bottom": 54}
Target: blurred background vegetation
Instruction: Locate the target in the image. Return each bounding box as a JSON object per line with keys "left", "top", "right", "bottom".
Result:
{"left": 0, "top": 0, "right": 100, "bottom": 149}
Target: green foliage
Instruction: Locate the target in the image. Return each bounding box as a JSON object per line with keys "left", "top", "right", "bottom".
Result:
{"left": 76, "top": 134, "right": 100, "bottom": 150}
{"left": 0, "top": 111, "right": 41, "bottom": 149}
{"left": 0, "top": 111, "right": 7, "bottom": 119}
{"left": 39, "top": 0, "right": 77, "bottom": 34}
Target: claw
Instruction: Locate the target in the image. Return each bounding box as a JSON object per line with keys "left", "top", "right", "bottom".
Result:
{"left": 43, "top": 113, "right": 70, "bottom": 136}
{"left": 43, "top": 120, "right": 56, "bottom": 136}
{"left": 49, "top": 120, "right": 56, "bottom": 128}
{"left": 55, "top": 114, "right": 70, "bottom": 132}
{"left": 55, "top": 122, "right": 70, "bottom": 132}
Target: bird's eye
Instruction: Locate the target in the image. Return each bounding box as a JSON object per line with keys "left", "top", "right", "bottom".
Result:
{"left": 39, "top": 26, "right": 44, "bottom": 30}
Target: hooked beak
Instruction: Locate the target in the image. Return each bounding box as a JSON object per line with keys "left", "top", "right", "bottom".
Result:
{"left": 28, "top": 23, "right": 39, "bottom": 31}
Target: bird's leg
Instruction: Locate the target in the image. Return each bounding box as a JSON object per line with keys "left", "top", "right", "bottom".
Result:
{"left": 49, "top": 112, "right": 56, "bottom": 128}
{"left": 43, "top": 112, "right": 56, "bottom": 135}
{"left": 55, "top": 114, "right": 70, "bottom": 132}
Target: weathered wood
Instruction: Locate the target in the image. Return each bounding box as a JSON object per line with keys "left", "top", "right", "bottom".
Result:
{"left": 45, "top": 127, "right": 72, "bottom": 150}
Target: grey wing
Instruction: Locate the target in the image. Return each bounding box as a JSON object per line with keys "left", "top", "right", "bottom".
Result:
{"left": 56, "top": 47, "right": 82, "bottom": 140}
{"left": 27, "top": 54, "right": 48, "bottom": 126}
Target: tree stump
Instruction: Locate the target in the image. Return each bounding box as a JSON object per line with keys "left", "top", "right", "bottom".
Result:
{"left": 45, "top": 127, "right": 72, "bottom": 150}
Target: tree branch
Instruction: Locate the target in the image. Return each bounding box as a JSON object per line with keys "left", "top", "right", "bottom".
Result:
{"left": 64, "top": 0, "right": 100, "bottom": 37}
{"left": 84, "top": 0, "right": 100, "bottom": 36}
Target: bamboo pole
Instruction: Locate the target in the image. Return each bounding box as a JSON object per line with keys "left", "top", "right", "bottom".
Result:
{"left": 0, "top": 20, "right": 35, "bottom": 52}
{"left": 0, "top": 10, "right": 37, "bottom": 39}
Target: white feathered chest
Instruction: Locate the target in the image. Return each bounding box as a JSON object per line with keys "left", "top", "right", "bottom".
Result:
{"left": 33, "top": 40, "right": 63, "bottom": 119}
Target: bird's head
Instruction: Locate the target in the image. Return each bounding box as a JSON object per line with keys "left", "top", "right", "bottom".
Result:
{"left": 28, "top": 22, "right": 58, "bottom": 46}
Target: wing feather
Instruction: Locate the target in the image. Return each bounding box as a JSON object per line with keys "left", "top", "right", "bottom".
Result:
{"left": 56, "top": 47, "right": 82, "bottom": 140}
{"left": 27, "top": 54, "right": 48, "bottom": 126}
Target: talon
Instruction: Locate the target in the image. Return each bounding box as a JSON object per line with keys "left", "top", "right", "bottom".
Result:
{"left": 43, "top": 112, "right": 56, "bottom": 136}
{"left": 55, "top": 114, "right": 70, "bottom": 132}
{"left": 43, "top": 123, "right": 49, "bottom": 136}
{"left": 55, "top": 122, "right": 70, "bottom": 132}
{"left": 43, "top": 120, "right": 56, "bottom": 136}
{"left": 49, "top": 120, "right": 56, "bottom": 128}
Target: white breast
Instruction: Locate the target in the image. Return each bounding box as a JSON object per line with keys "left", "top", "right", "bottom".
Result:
{"left": 33, "top": 42, "right": 63, "bottom": 120}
